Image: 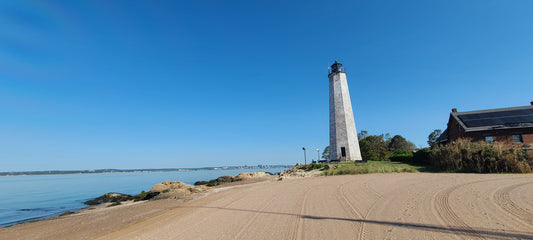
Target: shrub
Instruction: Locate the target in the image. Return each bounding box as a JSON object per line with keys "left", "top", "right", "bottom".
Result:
{"left": 321, "top": 161, "right": 419, "bottom": 176}
{"left": 206, "top": 180, "right": 218, "bottom": 187}
{"left": 194, "top": 181, "right": 209, "bottom": 186}
{"left": 133, "top": 191, "right": 160, "bottom": 202}
{"left": 389, "top": 150, "right": 413, "bottom": 162}
{"left": 429, "top": 138, "right": 532, "bottom": 173}
{"left": 413, "top": 148, "right": 435, "bottom": 165}
{"left": 301, "top": 163, "right": 325, "bottom": 171}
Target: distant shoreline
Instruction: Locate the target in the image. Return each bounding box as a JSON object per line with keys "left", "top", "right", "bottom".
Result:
{"left": 0, "top": 165, "right": 293, "bottom": 177}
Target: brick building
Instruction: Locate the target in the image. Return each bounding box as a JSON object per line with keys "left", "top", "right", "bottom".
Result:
{"left": 436, "top": 102, "right": 533, "bottom": 152}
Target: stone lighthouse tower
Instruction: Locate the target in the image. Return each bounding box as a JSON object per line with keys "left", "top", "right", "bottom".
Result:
{"left": 329, "top": 61, "right": 362, "bottom": 162}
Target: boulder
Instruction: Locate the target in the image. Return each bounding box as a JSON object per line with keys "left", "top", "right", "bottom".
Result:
{"left": 149, "top": 181, "right": 208, "bottom": 199}
{"left": 84, "top": 192, "right": 133, "bottom": 205}
{"left": 233, "top": 172, "right": 270, "bottom": 181}
{"left": 150, "top": 181, "right": 194, "bottom": 193}
{"left": 215, "top": 176, "right": 233, "bottom": 184}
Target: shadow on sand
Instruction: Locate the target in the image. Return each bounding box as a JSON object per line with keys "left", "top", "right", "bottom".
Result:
{"left": 179, "top": 206, "right": 533, "bottom": 239}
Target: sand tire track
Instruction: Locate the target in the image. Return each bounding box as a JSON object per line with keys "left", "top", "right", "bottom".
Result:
{"left": 359, "top": 181, "right": 384, "bottom": 240}
{"left": 283, "top": 186, "right": 312, "bottom": 240}
{"left": 232, "top": 193, "right": 280, "bottom": 240}
{"left": 434, "top": 183, "right": 485, "bottom": 240}
{"left": 336, "top": 181, "right": 364, "bottom": 239}
{"left": 494, "top": 182, "right": 533, "bottom": 226}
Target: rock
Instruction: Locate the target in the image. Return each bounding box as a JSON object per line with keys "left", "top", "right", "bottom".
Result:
{"left": 149, "top": 181, "right": 207, "bottom": 199}
{"left": 215, "top": 176, "right": 233, "bottom": 184}
{"left": 194, "top": 180, "right": 209, "bottom": 186}
{"left": 84, "top": 192, "right": 133, "bottom": 205}
{"left": 233, "top": 172, "right": 270, "bottom": 181}
{"left": 150, "top": 181, "right": 193, "bottom": 193}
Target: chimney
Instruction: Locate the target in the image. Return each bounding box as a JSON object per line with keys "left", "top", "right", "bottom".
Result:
{"left": 451, "top": 108, "right": 457, "bottom": 112}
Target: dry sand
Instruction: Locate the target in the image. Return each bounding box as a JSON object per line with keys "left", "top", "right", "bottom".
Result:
{"left": 1, "top": 173, "right": 532, "bottom": 240}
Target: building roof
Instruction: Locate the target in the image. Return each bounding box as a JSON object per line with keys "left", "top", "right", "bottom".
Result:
{"left": 452, "top": 105, "right": 533, "bottom": 132}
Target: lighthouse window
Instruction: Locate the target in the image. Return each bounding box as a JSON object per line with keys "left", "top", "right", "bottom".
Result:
{"left": 341, "top": 147, "right": 346, "bottom": 157}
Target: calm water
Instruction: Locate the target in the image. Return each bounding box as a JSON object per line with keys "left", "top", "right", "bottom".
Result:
{"left": 0, "top": 168, "right": 287, "bottom": 227}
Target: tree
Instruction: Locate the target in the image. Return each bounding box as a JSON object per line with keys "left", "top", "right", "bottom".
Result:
{"left": 428, "top": 129, "right": 442, "bottom": 148}
{"left": 359, "top": 134, "right": 391, "bottom": 161}
{"left": 358, "top": 130, "right": 368, "bottom": 140}
{"left": 322, "top": 146, "right": 330, "bottom": 160}
{"left": 388, "top": 135, "right": 415, "bottom": 153}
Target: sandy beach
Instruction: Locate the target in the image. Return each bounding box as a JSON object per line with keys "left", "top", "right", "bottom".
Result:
{"left": 1, "top": 173, "right": 533, "bottom": 240}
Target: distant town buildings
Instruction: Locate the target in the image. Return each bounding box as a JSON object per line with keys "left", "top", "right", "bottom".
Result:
{"left": 437, "top": 102, "right": 533, "bottom": 153}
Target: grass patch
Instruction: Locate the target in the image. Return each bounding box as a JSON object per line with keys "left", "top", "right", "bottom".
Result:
{"left": 321, "top": 161, "right": 421, "bottom": 176}
{"left": 299, "top": 163, "right": 325, "bottom": 171}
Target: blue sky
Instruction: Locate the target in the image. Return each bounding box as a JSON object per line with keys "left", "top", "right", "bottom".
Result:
{"left": 1, "top": 0, "right": 532, "bottom": 171}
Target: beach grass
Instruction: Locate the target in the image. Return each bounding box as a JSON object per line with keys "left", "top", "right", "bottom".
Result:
{"left": 321, "top": 161, "right": 421, "bottom": 176}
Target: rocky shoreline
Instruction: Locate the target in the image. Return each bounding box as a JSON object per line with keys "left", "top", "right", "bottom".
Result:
{"left": 81, "top": 166, "right": 325, "bottom": 208}
{"left": 74, "top": 171, "right": 283, "bottom": 216}
{"left": 4, "top": 167, "right": 313, "bottom": 229}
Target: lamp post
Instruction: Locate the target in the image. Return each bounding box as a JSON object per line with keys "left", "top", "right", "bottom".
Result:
{"left": 317, "top": 149, "right": 320, "bottom": 162}
{"left": 302, "top": 147, "right": 307, "bottom": 165}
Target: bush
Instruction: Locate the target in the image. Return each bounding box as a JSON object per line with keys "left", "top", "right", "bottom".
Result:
{"left": 389, "top": 150, "right": 413, "bottom": 162}
{"left": 194, "top": 181, "right": 209, "bottom": 186}
{"left": 206, "top": 180, "right": 218, "bottom": 187}
{"left": 300, "top": 163, "right": 325, "bottom": 171}
{"left": 429, "top": 138, "right": 532, "bottom": 173}
{"left": 321, "top": 161, "right": 419, "bottom": 176}
{"left": 413, "top": 148, "right": 435, "bottom": 165}
{"left": 133, "top": 191, "right": 160, "bottom": 202}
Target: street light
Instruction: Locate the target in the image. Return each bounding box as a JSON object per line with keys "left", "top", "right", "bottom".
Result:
{"left": 302, "top": 147, "right": 307, "bottom": 165}
{"left": 316, "top": 148, "right": 320, "bottom": 162}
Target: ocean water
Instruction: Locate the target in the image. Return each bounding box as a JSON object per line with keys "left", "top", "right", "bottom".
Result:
{"left": 0, "top": 168, "right": 287, "bottom": 227}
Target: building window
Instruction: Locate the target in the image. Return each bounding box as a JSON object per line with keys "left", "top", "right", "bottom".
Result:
{"left": 485, "top": 136, "right": 494, "bottom": 144}
{"left": 512, "top": 134, "right": 523, "bottom": 143}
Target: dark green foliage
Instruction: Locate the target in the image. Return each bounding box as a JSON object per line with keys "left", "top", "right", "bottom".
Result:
{"left": 321, "top": 146, "right": 330, "bottom": 160}
{"left": 429, "top": 138, "right": 532, "bottom": 173}
{"left": 205, "top": 179, "right": 217, "bottom": 186}
{"left": 322, "top": 161, "right": 419, "bottom": 175}
{"left": 133, "top": 191, "right": 159, "bottom": 202}
{"left": 198, "top": 175, "right": 236, "bottom": 187}
{"left": 389, "top": 150, "right": 413, "bottom": 162}
{"left": 359, "top": 134, "right": 391, "bottom": 161}
{"left": 300, "top": 163, "right": 325, "bottom": 171}
{"left": 388, "top": 135, "right": 415, "bottom": 153}
{"left": 84, "top": 199, "right": 101, "bottom": 205}
{"left": 216, "top": 176, "right": 233, "bottom": 184}
{"left": 84, "top": 192, "right": 133, "bottom": 205}
{"left": 413, "top": 148, "right": 435, "bottom": 165}
{"left": 428, "top": 129, "right": 442, "bottom": 148}
{"left": 194, "top": 181, "right": 209, "bottom": 186}
{"left": 85, "top": 191, "right": 160, "bottom": 205}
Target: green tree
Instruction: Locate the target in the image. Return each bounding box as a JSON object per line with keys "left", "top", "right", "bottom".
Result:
{"left": 322, "top": 146, "right": 330, "bottom": 160}
{"left": 388, "top": 135, "right": 415, "bottom": 153}
{"left": 428, "top": 129, "right": 442, "bottom": 148}
{"left": 359, "top": 134, "right": 391, "bottom": 161}
{"left": 358, "top": 130, "right": 368, "bottom": 140}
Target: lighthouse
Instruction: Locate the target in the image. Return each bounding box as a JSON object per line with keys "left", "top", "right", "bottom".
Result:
{"left": 329, "top": 61, "right": 362, "bottom": 162}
